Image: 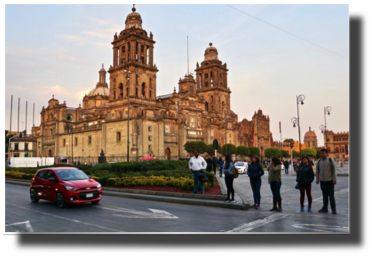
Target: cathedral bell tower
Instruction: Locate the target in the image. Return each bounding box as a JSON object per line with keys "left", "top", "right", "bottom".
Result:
{"left": 108, "top": 5, "right": 158, "bottom": 103}
{"left": 195, "top": 43, "right": 230, "bottom": 116}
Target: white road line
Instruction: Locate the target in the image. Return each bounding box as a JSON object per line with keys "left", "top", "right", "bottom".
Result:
{"left": 292, "top": 224, "right": 349, "bottom": 232}
{"left": 223, "top": 213, "right": 289, "bottom": 232}
{"left": 5, "top": 202, "right": 122, "bottom": 232}
{"left": 98, "top": 205, "right": 178, "bottom": 219}
{"left": 5, "top": 220, "right": 34, "bottom": 232}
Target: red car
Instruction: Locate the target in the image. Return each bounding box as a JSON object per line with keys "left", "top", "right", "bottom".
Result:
{"left": 30, "top": 167, "right": 102, "bottom": 208}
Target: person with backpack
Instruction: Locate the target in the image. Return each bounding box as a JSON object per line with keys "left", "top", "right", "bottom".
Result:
{"left": 283, "top": 159, "right": 289, "bottom": 174}
{"left": 205, "top": 154, "right": 213, "bottom": 172}
{"left": 316, "top": 149, "right": 337, "bottom": 214}
{"left": 212, "top": 154, "right": 218, "bottom": 175}
{"left": 267, "top": 157, "right": 283, "bottom": 212}
{"left": 224, "top": 154, "right": 236, "bottom": 203}
{"left": 247, "top": 156, "right": 264, "bottom": 209}
{"left": 217, "top": 156, "right": 224, "bottom": 178}
{"left": 296, "top": 156, "right": 315, "bottom": 212}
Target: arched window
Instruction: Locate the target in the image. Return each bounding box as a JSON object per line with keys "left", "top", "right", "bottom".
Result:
{"left": 205, "top": 102, "right": 208, "bottom": 111}
{"left": 118, "top": 83, "right": 123, "bottom": 98}
{"left": 122, "top": 46, "right": 125, "bottom": 53}
{"left": 149, "top": 90, "right": 152, "bottom": 99}
{"left": 141, "top": 45, "right": 145, "bottom": 64}
{"left": 135, "top": 87, "right": 138, "bottom": 98}
{"left": 141, "top": 83, "right": 146, "bottom": 98}
{"left": 211, "top": 96, "right": 213, "bottom": 102}
{"left": 222, "top": 101, "right": 225, "bottom": 112}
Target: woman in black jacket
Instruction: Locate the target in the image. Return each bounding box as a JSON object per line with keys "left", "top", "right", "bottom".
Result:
{"left": 296, "top": 156, "right": 315, "bottom": 212}
{"left": 247, "top": 156, "right": 265, "bottom": 209}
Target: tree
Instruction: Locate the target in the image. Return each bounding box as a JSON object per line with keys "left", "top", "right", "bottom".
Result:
{"left": 184, "top": 141, "right": 208, "bottom": 155}
{"left": 283, "top": 138, "right": 293, "bottom": 143}
{"left": 264, "top": 147, "right": 281, "bottom": 159}
{"left": 248, "top": 147, "right": 260, "bottom": 157}
{"left": 292, "top": 150, "right": 300, "bottom": 158}
{"left": 221, "top": 143, "right": 236, "bottom": 155}
{"left": 281, "top": 150, "right": 289, "bottom": 158}
{"left": 5, "top": 130, "right": 15, "bottom": 153}
{"left": 206, "top": 144, "right": 215, "bottom": 155}
{"left": 316, "top": 149, "right": 321, "bottom": 159}
{"left": 235, "top": 146, "right": 250, "bottom": 157}
{"left": 301, "top": 148, "right": 317, "bottom": 158}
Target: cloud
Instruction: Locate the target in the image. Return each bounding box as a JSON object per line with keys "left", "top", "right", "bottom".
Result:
{"left": 57, "top": 34, "right": 87, "bottom": 46}
{"left": 95, "top": 42, "right": 110, "bottom": 47}
{"left": 74, "top": 88, "right": 92, "bottom": 101}
{"left": 83, "top": 31, "right": 111, "bottom": 39}
{"left": 38, "top": 85, "right": 70, "bottom": 97}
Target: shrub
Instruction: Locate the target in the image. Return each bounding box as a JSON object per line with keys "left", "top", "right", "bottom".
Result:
{"left": 106, "top": 178, "right": 117, "bottom": 186}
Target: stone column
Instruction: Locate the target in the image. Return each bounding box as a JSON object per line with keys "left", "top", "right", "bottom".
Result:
{"left": 113, "top": 48, "right": 117, "bottom": 66}
{"left": 137, "top": 42, "right": 141, "bottom": 62}
{"left": 196, "top": 73, "right": 200, "bottom": 89}
{"left": 149, "top": 46, "right": 154, "bottom": 66}
{"left": 131, "top": 41, "right": 136, "bottom": 62}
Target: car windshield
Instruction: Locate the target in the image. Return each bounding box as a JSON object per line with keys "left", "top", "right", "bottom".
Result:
{"left": 235, "top": 163, "right": 245, "bottom": 166}
{"left": 55, "top": 169, "right": 89, "bottom": 181}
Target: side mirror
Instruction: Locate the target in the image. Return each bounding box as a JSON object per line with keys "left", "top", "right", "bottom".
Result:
{"left": 49, "top": 177, "right": 57, "bottom": 182}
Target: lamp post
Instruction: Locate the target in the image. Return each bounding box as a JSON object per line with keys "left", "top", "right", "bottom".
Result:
{"left": 124, "top": 69, "right": 131, "bottom": 162}
{"left": 322, "top": 106, "right": 332, "bottom": 150}
{"left": 292, "top": 94, "right": 305, "bottom": 156}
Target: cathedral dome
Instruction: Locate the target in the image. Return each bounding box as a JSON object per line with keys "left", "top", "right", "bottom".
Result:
{"left": 125, "top": 5, "right": 143, "bottom": 29}
{"left": 204, "top": 43, "right": 219, "bottom": 61}
{"left": 88, "top": 87, "right": 109, "bottom": 97}
{"left": 305, "top": 127, "right": 316, "bottom": 137}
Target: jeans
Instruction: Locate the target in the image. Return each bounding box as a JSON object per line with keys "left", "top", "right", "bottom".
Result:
{"left": 299, "top": 184, "right": 312, "bottom": 208}
{"left": 320, "top": 180, "right": 336, "bottom": 211}
{"left": 213, "top": 165, "right": 217, "bottom": 175}
{"left": 219, "top": 166, "right": 224, "bottom": 176}
{"left": 285, "top": 167, "right": 289, "bottom": 174}
{"left": 225, "top": 175, "right": 235, "bottom": 200}
{"left": 249, "top": 177, "right": 262, "bottom": 205}
{"left": 193, "top": 171, "right": 204, "bottom": 193}
{"left": 270, "top": 181, "right": 282, "bottom": 199}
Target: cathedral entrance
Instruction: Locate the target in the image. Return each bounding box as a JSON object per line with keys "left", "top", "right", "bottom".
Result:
{"left": 48, "top": 149, "right": 52, "bottom": 157}
{"left": 165, "top": 147, "right": 171, "bottom": 160}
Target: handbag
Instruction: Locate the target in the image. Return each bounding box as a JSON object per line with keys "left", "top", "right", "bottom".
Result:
{"left": 295, "top": 183, "right": 299, "bottom": 189}
{"left": 198, "top": 172, "right": 209, "bottom": 182}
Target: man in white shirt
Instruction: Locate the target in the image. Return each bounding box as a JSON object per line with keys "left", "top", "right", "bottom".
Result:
{"left": 188, "top": 150, "right": 207, "bottom": 194}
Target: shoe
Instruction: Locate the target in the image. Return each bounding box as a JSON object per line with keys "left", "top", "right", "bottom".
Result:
{"left": 270, "top": 198, "right": 278, "bottom": 211}
{"left": 257, "top": 205, "right": 261, "bottom": 209}
{"left": 254, "top": 204, "right": 258, "bottom": 209}
{"left": 201, "top": 191, "right": 205, "bottom": 195}
{"left": 192, "top": 192, "right": 198, "bottom": 194}
{"left": 300, "top": 207, "right": 304, "bottom": 212}
{"left": 332, "top": 210, "right": 337, "bottom": 214}
{"left": 277, "top": 198, "right": 282, "bottom": 212}
{"left": 224, "top": 199, "right": 230, "bottom": 203}
{"left": 318, "top": 208, "right": 328, "bottom": 213}
{"left": 230, "top": 199, "right": 236, "bottom": 203}
{"left": 308, "top": 207, "right": 312, "bottom": 212}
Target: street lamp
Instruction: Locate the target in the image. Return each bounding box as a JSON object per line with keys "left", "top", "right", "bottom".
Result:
{"left": 292, "top": 94, "right": 305, "bottom": 155}
{"left": 323, "top": 106, "right": 332, "bottom": 149}
{"left": 124, "top": 69, "right": 131, "bottom": 162}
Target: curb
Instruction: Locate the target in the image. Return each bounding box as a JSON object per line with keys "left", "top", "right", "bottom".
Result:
{"left": 5, "top": 179, "right": 248, "bottom": 210}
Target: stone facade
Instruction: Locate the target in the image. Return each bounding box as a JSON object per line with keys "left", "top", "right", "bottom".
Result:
{"left": 31, "top": 6, "right": 273, "bottom": 160}
{"left": 323, "top": 130, "right": 349, "bottom": 159}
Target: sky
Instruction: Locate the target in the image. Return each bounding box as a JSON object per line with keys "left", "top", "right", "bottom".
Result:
{"left": 4, "top": 4, "right": 349, "bottom": 145}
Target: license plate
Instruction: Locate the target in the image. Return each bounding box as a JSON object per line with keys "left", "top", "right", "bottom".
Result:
{"left": 86, "top": 193, "right": 94, "bottom": 198}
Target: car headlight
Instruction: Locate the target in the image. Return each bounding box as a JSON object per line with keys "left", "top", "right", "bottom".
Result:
{"left": 64, "top": 185, "right": 79, "bottom": 191}
{"left": 97, "top": 183, "right": 101, "bottom": 188}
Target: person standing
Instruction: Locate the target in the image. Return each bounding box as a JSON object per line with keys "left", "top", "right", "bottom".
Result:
{"left": 218, "top": 156, "right": 224, "bottom": 178}
{"left": 296, "top": 156, "right": 314, "bottom": 212}
{"left": 316, "top": 149, "right": 337, "bottom": 214}
{"left": 205, "top": 154, "right": 213, "bottom": 172}
{"left": 247, "top": 156, "right": 264, "bottom": 209}
{"left": 189, "top": 150, "right": 207, "bottom": 194}
{"left": 283, "top": 159, "right": 289, "bottom": 175}
{"left": 224, "top": 154, "right": 236, "bottom": 203}
{"left": 268, "top": 157, "right": 282, "bottom": 212}
{"left": 212, "top": 154, "right": 218, "bottom": 175}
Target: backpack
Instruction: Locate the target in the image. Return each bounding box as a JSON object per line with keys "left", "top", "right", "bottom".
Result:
{"left": 317, "top": 157, "right": 335, "bottom": 175}
{"left": 233, "top": 167, "right": 239, "bottom": 178}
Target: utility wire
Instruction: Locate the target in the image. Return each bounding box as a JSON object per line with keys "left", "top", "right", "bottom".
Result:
{"left": 225, "top": 4, "right": 348, "bottom": 60}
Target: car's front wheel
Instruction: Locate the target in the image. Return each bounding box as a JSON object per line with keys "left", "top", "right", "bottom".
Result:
{"left": 30, "top": 188, "right": 39, "bottom": 203}
{"left": 56, "top": 192, "right": 67, "bottom": 208}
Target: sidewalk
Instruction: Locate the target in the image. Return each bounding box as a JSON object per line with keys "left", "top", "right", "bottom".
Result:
{"left": 5, "top": 178, "right": 249, "bottom": 210}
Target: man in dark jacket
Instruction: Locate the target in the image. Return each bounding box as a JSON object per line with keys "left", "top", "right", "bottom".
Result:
{"left": 212, "top": 155, "right": 218, "bottom": 175}
{"left": 283, "top": 159, "right": 289, "bottom": 174}
{"left": 205, "top": 155, "right": 213, "bottom": 172}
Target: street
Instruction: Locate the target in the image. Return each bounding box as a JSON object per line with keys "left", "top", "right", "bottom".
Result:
{"left": 5, "top": 173, "right": 349, "bottom": 233}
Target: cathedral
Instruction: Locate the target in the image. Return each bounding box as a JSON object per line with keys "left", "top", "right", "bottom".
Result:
{"left": 31, "top": 6, "right": 274, "bottom": 160}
